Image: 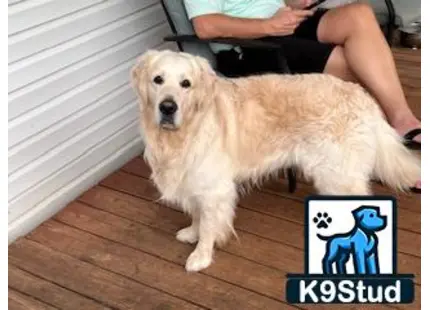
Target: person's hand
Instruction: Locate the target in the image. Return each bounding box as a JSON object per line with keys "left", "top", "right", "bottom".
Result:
{"left": 264, "top": 7, "right": 314, "bottom": 36}
{"left": 287, "top": 0, "right": 314, "bottom": 10}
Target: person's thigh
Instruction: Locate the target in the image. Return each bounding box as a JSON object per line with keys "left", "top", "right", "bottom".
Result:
{"left": 261, "top": 9, "right": 336, "bottom": 74}
{"left": 263, "top": 35, "right": 335, "bottom": 74}
{"left": 316, "top": 3, "right": 378, "bottom": 44}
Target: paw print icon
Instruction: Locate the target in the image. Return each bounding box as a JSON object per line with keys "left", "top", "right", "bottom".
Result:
{"left": 313, "top": 212, "right": 332, "bottom": 229}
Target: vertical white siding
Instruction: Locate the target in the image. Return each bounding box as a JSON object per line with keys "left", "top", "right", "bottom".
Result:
{"left": 8, "top": 0, "right": 176, "bottom": 243}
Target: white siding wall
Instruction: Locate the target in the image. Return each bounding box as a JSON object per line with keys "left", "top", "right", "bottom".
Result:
{"left": 8, "top": 0, "right": 176, "bottom": 243}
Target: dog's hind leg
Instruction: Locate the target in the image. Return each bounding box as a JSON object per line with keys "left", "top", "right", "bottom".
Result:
{"left": 185, "top": 189, "right": 237, "bottom": 272}
{"left": 313, "top": 171, "right": 371, "bottom": 195}
{"left": 301, "top": 142, "right": 373, "bottom": 195}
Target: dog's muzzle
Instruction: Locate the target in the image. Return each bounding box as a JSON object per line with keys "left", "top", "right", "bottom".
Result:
{"left": 158, "top": 99, "right": 178, "bottom": 130}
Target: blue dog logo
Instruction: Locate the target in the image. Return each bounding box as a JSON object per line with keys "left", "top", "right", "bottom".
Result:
{"left": 286, "top": 196, "right": 415, "bottom": 305}
{"left": 317, "top": 206, "right": 387, "bottom": 275}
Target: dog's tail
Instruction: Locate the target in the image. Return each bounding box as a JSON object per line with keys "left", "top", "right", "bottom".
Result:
{"left": 317, "top": 233, "right": 331, "bottom": 241}
{"left": 373, "top": 118, "right": 420, "bottom": 192}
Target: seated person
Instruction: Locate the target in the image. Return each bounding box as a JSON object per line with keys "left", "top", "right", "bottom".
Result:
{"left": 184, "top": 0, "right": 421, "bottom": 151}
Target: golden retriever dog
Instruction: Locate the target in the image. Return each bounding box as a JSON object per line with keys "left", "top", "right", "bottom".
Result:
{"left": 131, "top": 49, "right": 420, "bottom": 272}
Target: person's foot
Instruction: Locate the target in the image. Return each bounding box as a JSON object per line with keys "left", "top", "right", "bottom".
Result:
{"left": 410, "top": 180, "right": 421, "bottom": 193}
{"left": 391, "top": 116, "right": 421, "bottom": 191}
{"left": 392, "top": 118, "right": 421, "bottom": 143}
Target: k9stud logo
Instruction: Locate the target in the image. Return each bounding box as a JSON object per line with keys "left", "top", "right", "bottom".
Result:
{"left": 286, "top": 196, "right": 414, "bottom": 304}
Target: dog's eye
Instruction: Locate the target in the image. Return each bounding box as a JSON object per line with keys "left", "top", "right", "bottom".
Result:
{"left": 153, "top": 75, "right": 164, "bottom": 85}
{"left": 369, "top": 214, "right": 374, "bottom": 218}
{"left": 180, "top": 79, "right": 191, "bottom": 88}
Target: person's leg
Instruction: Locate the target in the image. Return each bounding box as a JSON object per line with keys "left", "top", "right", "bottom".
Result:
{"left": 317, "top": 3, "right": 421, "bottom": 142}
{"left": 323, "top": 46, "right": 357, "bottom": 82}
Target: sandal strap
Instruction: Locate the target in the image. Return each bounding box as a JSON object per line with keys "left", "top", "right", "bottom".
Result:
{"left": 404, "top": 140, "right": 421, "bottom": 150}
{"left": 410, "top": 187, "right": 421, "bottom": 194}
{"left": 404, "top": 128, "right": 421, "bottom": 141}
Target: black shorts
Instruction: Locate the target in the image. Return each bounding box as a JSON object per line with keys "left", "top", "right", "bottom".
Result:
{"left": 216, "top": 9, "right": 335, "bottom": 76}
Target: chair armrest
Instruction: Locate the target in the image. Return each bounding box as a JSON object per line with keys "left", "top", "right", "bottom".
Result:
{"left": 164, "top": 34, "right": 282, "bottom": 50}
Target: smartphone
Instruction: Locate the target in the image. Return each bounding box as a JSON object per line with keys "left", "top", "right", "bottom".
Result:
{"left": 304, "top": 0, "right": 328, "bottom": 10}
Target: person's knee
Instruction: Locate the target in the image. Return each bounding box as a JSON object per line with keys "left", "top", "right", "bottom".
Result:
{"left": 324, "top": 46, "right": 357, "bottom": 82}
{"left": 344, "top": 3, "right": 378, "bottom": 32}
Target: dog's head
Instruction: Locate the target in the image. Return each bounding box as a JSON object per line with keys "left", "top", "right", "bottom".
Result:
{"left": 352, "top": 206, "right": 387, "bottom": 232}
{"left": 131, "top": 49, "right": 216, "bottom": 131}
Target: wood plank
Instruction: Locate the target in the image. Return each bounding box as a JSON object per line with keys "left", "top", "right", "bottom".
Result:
{"left": 9, "top": 265, "right": 107, "bottom": 310}
{"left": 9, "top": 238, "right": 202, "bottom": 310}
{"left": 397, "top": 64, "right": 421, "bottom": 76}
{"left": 101, "top": 169, "right": 160, "bottom": 200}
{"left": 121, "top": 155, "right": 151, "bottom": 177}
{"left": 397, "top": 70, "right": 421, "bottom": 85}
{"left": 78, "top": 186, "right": 421, "bottom": 284}
{"left": 27, "top": 219, "right": 295, "bottom": 310}
{"left": 392, "top": 49, "right": 421, "bottom": 63}
{"left": 9, "top": 288, "right": 57, "bottom": 310}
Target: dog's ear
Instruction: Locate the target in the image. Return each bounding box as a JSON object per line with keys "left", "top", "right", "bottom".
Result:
{"left": 190, "top": 55, "right": 217, "bottom": 112}
{"left": 352, "top": 208, "right": 365, "bottom": 223}
{"left": 131, "top": 49, "right": 160, "bottom": 112}
{"left": 131, "top": 49, "right": 160, "bottom": 87}
{"left": 194, "top": 55, "right": 217, "bottom": 79}
{"left": 130, "top": 60, "right": 143, "bottom": 89}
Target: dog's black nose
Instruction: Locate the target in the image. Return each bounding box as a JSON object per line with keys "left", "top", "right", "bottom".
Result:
{"left": 159, "top": 100, "right": 178, "bottom": 116}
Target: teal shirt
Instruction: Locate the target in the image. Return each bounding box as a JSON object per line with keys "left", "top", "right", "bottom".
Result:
{"left": 184, "top": 0, "right": 285, "bottom": 53}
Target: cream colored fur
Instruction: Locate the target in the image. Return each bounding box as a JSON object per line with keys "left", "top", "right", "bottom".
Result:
{"left": 131, "top": 49, "right": 420, "bottom": 272}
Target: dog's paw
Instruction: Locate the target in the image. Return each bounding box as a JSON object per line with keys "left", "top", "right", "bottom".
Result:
{"left": 176, "top": 226, "right": 198, "bottom": 244}
{"left": 313, "top": 212, "right": 332, "bottom": 229}
{"left": 185, "top": 249, "right": 212, "bottom": 272}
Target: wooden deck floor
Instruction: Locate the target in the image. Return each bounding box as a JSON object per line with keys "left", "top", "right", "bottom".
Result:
{"left": 9, "top": 48, "right": 421, "bottom": 310}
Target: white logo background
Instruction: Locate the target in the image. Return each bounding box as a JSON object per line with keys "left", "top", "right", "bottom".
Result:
{"left": 307, "top": 199, "right": 394, "bottom": 274}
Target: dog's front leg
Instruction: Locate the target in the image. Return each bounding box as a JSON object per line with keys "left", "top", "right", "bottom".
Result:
{"left": 366, "top": 253, "right": 379, "bottom": 274}
{"left": 185, "top": 194, "right": 236, "bottom": 272}
{"left": 177, "top": 207, "right": 200, "bottom": 244}
{"left": 353, "top": 251, "right": 367, "bottom": 274}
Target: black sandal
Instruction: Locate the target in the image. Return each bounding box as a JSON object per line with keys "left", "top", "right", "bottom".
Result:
{"left": 403, "top": 128, "right": 421, "bottom": 150}
{"left": 410, "top": 187, "right": 421, "bottom": 194}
